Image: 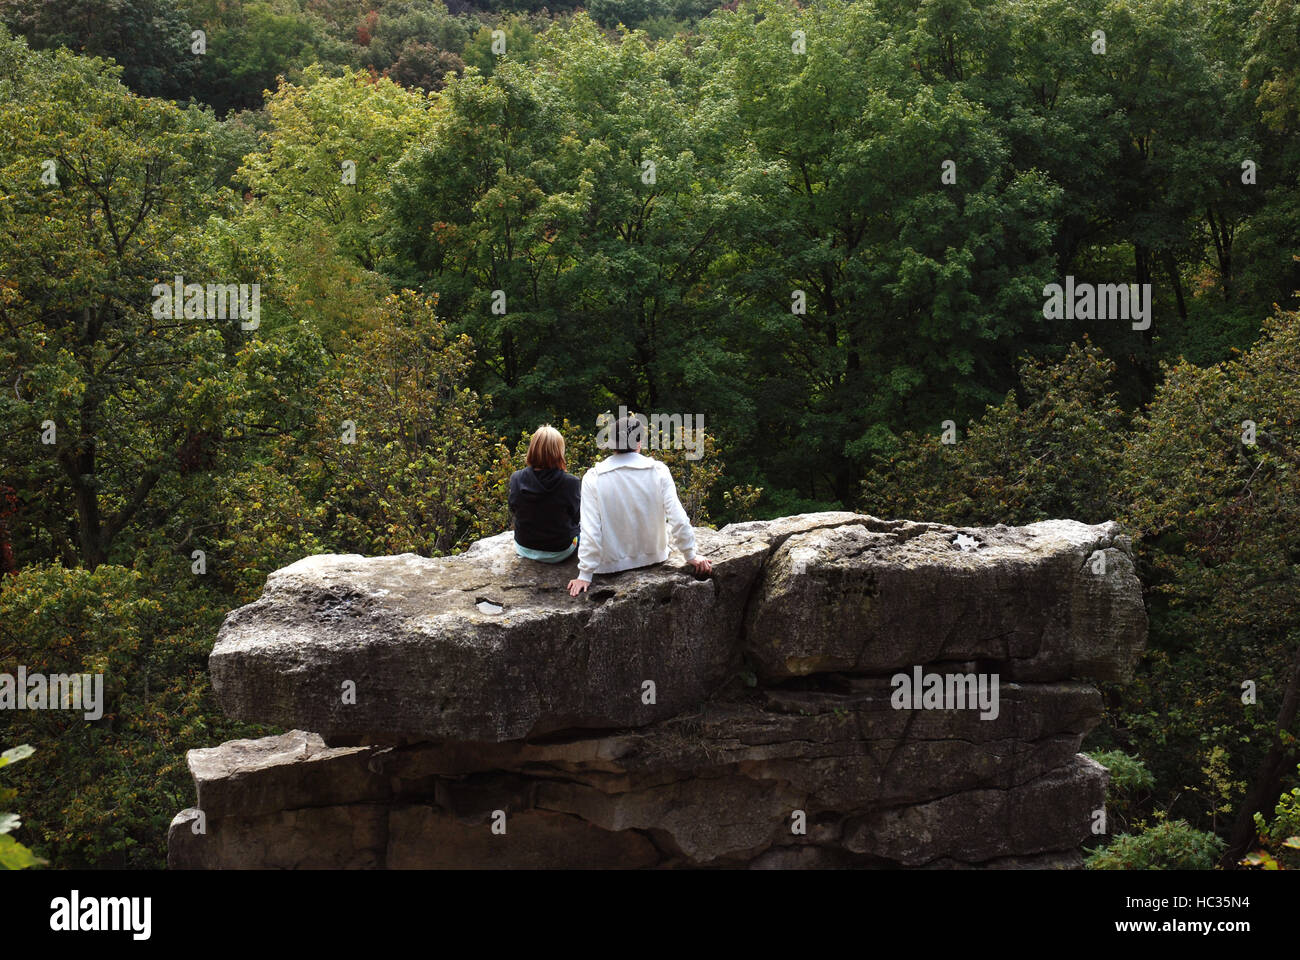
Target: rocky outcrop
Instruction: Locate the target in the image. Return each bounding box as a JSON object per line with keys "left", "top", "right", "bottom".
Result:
{"left": 169, "top": 512, "right": 1145, "bottom": 869}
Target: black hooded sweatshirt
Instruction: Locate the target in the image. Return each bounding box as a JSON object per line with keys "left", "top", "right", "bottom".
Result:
{"left": 508, "top": 467, "right": 581, "bottom": 552}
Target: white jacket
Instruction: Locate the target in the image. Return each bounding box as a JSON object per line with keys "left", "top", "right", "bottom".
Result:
{"left": 576, "top": 452, "right": 697, "bottom": 582}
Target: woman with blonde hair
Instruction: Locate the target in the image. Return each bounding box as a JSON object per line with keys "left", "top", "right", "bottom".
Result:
{"left": 508, "top": 425, "right": 582, "bottom": 563}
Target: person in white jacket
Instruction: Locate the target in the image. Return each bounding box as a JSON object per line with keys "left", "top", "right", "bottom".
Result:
{"left": 567, "top": 415, "right": 713, "bottom": 596}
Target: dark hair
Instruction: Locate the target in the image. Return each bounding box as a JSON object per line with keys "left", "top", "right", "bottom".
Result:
{"left": 612, "top": 414, "right": 646, "bottom": 453}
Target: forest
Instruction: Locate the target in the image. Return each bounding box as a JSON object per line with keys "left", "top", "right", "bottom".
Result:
{"left": 0, "top": 0, "right": 1298, "bottom": 870}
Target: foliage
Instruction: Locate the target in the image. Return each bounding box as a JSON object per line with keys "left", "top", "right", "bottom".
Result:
{"left": 0, "top": 565, "right": 262, "bottom": 867}
{"left": 205, "top": 290, "right": 519, "bottom": 602}
{"left": 191, "top": 1, "right": 327, "bottom": 115}
{"left": 228, "top": 64, "right": 428, "bottom": 345}
{"left": 0, "top": 28, "right": 239, "bottom": 571}
{"left": 1118, "top": 308, "right": 1300, "bottom": 853}
{"left": 356, "top": 0, "right": 471, "bottom": 86}
{"left": 1246, "top": 763, "right": 1300, "bottom": 869}
{"left": 282, "top": 290, "right": 515, "bottom": 557}
{"left": 862, "top": 339, "right": 1126, "bottom": 525}
{"left": 0, "top": 744, "right": 46, "bottom": 869}
{"left": 1085, "top": 819, "right": 1226, "bottom": 870}
{"left": 0, "top": 0, "right": 200, "bottom": 99}
{"left": 1246, "top": 0, "right": 1300, "bottom": 134}
{"left": 1088, "top": 749, "right": 1156, "bottom": 834}
{"left": 460, "top": 13, "right": 543, "bottom": 76}
{"left": 239, "top": 65, "right": 430, "bottom": 271}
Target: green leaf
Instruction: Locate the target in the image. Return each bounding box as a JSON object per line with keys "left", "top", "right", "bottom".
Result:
{"left": 0, "top": 833, "right": 46, "bottom": 870}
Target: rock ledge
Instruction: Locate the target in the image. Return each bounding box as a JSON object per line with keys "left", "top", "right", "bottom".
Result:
{"left": 171, "top": 512, "right": 1145, "bottom": 869}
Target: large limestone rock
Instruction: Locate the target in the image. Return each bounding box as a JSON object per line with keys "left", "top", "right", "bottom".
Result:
{"left": 209, "top": 513, "right": 871, "bottom": 742}
{"left": 167, "top": 694, "right": 1106, "bottom": 869}
{"left": 209, "top": 513, "right": 1143, "bottom": 742}
{"left": 173, "top": 512, "right": 1147, "bottom": 869}
{"left": 747, "top": 519, "right": 1144, "bottom": 683}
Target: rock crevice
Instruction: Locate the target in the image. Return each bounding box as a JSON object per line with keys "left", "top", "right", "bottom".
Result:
{"left": 169, "top": 511, "right": 1145, "bottom": 869}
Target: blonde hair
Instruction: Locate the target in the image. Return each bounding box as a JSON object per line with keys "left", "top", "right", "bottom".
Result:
{"left": 525, "top": 424, "right": 566, "bottom": 471}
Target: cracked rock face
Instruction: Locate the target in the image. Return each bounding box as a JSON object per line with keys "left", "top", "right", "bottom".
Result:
{"left": 174, "top": 512, "right": 1146, "bottom": 869}
{"left": 209, "top": 513, "right": 1143, "bottom": 742}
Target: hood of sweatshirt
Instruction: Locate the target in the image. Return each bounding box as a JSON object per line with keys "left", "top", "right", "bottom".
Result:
{"left": 516, "top": 467, "right": 568, "bottom": 494}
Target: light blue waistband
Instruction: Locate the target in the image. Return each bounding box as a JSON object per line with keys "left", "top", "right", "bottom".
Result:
{"left": 515, "top": 537, "right": 578, "bottom": 563}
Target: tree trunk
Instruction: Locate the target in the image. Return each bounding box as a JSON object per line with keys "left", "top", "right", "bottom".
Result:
{"left": 1134, "top": 244, "right": 1156, "bottom": 403}
{"left": 1206, "top": 207, "right": 1234, "bottom": 300}
{"left": 63, "top": 395, "right": 106, "bottom": 570}
{"left": 1164, "top": 251, "right": 1187, "bottom": 324}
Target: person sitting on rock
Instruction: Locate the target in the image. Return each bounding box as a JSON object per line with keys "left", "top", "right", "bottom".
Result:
{"left": 567, "top": 414, "right": 712, "bottom": 596}
{"left": 509, "top": 424, "right": 582, "bottom": 564}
